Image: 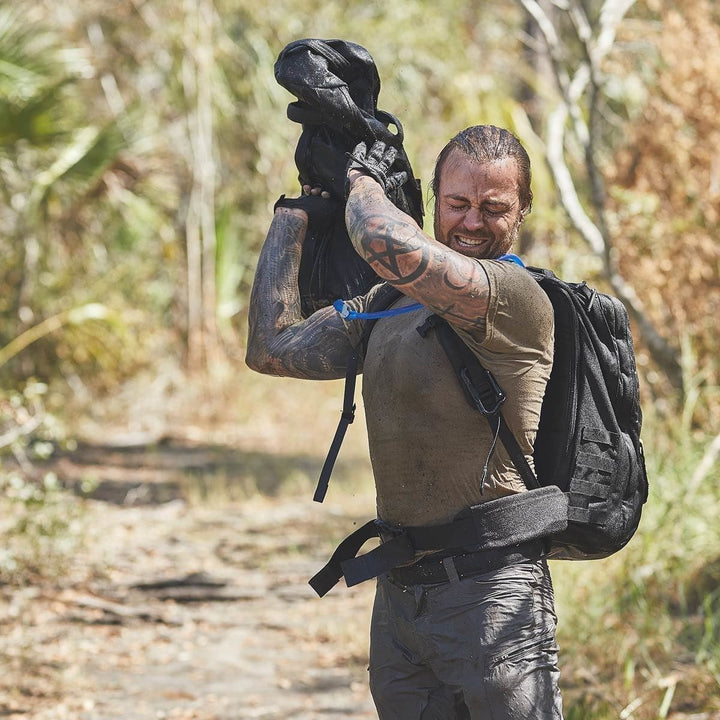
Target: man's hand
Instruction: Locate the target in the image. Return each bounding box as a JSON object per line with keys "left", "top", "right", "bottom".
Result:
{"left": 346, "top": 141, "right": 408, "bottom": 197}
{"left": 274, "top": 186, "right": 337, "bottom": 234}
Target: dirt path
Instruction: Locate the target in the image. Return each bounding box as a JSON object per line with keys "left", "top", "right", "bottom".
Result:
{"left": 1, "top": 449, "right": 380, "bottom": 720}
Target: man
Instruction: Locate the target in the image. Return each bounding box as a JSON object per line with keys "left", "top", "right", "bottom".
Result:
{"left": 246, "top": 125, "right": 563, "bottom": 719}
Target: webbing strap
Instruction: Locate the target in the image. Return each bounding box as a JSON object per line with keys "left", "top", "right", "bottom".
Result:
{"left": 341, "top": 533, "right": 415, "bottom": 588}
{"left": 309, "top": 486, "right": 569, "bottom": 596}
{"left": 313, "top": 284, "right": 403, "bottom": 503}
{"left": 576, "top": 452, "right": 615, "bottom": 474}
{"left": 568, "top": 506, "right": 607, "bottom": 524}
{"left": 571, "top": 479, "right": 612, "bottom": 499}
{"left": 308, "top": 520, "right": 380, "bottom": 597}
{"left": 582, "top": 426, "right": 616, "bottom": 445}
{"left": 313, "top": 347, "right": 361, "bottom": 503}
{"left": 429, "top": 317, "right": 540, "bottom": 491}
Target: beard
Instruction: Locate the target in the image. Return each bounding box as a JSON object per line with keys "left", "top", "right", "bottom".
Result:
{"left": 434, "top": 212, "right": 523, "bottom": 260}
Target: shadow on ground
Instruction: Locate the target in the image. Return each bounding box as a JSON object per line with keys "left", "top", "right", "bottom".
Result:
{"left": 39, "top": 437, "right": 370, "bottom": 505}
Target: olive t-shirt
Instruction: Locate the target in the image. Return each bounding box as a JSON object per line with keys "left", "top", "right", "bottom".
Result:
{"left": 342, "top": 260, "right": 554, "bottom": 527}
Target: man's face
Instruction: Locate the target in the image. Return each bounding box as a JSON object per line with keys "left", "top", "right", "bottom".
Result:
{"left": 433, "top": 150, "right": 526, "bottom": 259}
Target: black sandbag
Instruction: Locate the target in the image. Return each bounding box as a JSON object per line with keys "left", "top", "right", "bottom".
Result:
{"left": 274, "top": 38, "right": 424, "bottom": 316}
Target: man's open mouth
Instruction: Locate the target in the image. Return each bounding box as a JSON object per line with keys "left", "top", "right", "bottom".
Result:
{"left": 454, "top": 235, "right": 486, "bottom": 248}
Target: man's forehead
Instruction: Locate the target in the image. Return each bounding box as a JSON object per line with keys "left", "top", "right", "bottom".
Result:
{"left": 439, "top": 153, "right": 521, "bottom": 195}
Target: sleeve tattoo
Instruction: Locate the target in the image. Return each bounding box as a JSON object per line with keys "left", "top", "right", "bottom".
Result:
{"left": 345, "top": 178, "right": 490, "bottom": 331}
{"left": 245, "top": 209, "right": 357, "bottom": 380}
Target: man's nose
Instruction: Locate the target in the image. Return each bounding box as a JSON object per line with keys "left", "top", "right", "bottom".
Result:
{"left": 463, "top": 207, "right": 484, "bottom": 231}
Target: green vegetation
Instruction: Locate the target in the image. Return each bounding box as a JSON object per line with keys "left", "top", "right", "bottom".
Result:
{"left": 554, "top": 405, "right": 720, "bottom": 718}
{"left": 1, "top": 0, "right": 719, "bottom": 717}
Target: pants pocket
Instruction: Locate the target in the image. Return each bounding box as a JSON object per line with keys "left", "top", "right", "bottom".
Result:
{"left": 480, "top": 629, "right": 562, "bottom": 720}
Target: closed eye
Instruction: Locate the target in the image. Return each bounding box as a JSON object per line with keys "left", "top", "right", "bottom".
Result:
{"left": 484, "top": 205, "right": 509, "bottom": 216}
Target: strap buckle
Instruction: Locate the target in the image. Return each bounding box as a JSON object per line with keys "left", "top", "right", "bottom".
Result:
{"left": 459, "top": 367, "right": 506, "bottom": 415}
{"left": 341, "top": 404, "right": 356, "bottom": 423}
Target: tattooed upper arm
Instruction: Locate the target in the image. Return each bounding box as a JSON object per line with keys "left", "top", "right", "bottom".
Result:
{"left": 245, "top": 207, "right": 357, "bottom": 380}
{"left": 346, "top": 177, "right": 490, "bottom": 332}
{"left": 246, "top": 305, "right": 357, "bottom": 380}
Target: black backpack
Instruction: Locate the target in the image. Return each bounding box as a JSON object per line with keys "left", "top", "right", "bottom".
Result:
{"left": 314, "top": 268, "right": 648, "bottom": 576}
{"left": 274, "top": 39, "right": 424, "bottom": 317}
{"left": 424, "top": 267, "right": 649, "bottom": 560}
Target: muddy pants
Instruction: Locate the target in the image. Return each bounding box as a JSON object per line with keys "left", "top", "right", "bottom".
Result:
{"left": 368, "top": 559, "right": 563, "bottom": 720}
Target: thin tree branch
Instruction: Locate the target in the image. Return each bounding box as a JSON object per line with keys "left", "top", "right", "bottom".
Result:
{"left": 182, "top": 0, "right": 219, "bottom": 371}
{"left": 687, "top": 431, "right": 720, "bottom": 500}
{"left": 520, "top": 0, "right": 683, "bottom": 390}
{"left": 0, "top": 411, "right": 44, "bottom": 449}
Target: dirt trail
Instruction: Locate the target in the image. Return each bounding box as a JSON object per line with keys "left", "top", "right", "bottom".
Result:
{"left": 1, "top": 446, "right": 380, "bottom": 720}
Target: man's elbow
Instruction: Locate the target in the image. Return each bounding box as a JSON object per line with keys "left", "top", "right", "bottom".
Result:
{"left": 245, "top": 347, "right": 271, "bottom": 375}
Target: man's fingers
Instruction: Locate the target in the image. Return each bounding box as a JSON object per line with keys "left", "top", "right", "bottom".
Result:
{"left": 352, "top": 141, "right": 368, "bottom": 159}
{"left": 367, "top": 140, "right": 387, "bottom": 160}
{"left": 369, "top": 141, "right": 397, "bottom": 172}
{"left": 385, "top": 171, "right": 408, "bottom": 192}
{"left": 347, "top": 139, "right": 404, "bottom": 196}
{"left": 303, "top": 185, "right": 331, "bottom": 198}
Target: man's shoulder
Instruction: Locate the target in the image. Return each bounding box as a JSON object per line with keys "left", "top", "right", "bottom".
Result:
{"left": 466, "top": 260, "right": 554, "bottom": 356}
{"left": 481, "top": 258, "right": 544, "bottom": 291}
{"left": 483, "top": 259, "right": 552, "bottom": 313}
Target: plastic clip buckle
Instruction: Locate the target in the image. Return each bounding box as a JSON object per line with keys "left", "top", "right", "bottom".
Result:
{"left": 341, "top": 404, "right": 357, "bottom": 423}
{"left": 460, "top": 367, "right": 506, "bottom": 415}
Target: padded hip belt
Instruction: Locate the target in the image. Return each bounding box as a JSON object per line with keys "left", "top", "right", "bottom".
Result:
{"left": 309, "top": 485, "right": 568, "bottom": 597}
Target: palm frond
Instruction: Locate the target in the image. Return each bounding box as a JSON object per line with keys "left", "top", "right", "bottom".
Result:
{"left": 0, "top": 79, "right": 75, "bottom": 146}
{"left": 29, "top": 119, "right": 128, "bottom": 216}
{"left": 0, "top": 7, "right": 60, "bottom": 102}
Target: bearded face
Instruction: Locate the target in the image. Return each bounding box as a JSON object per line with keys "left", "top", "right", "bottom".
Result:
{"left": 433, "top": 151, "right": 527, "bottom": 260}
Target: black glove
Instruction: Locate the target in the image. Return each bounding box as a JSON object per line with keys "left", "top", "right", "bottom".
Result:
{"left": 345, "top": 141, "right": 408, "bottom": 198}
{"left": 274, "top": 192, "right": 338, "bottom": 234}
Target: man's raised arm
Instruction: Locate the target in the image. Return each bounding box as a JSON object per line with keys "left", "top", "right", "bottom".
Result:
{"left": 344, "top": 148, "right": 491, "bottom": 333}
{"left": 245, "top": 204, "right": 355, "bottom": 380}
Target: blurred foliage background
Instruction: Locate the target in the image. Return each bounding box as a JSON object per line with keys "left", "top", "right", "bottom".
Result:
{"left": 1, "top": 0, "right": 719, "bottom": 717}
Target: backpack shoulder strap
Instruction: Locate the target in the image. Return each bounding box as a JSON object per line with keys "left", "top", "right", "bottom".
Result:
{"left": 313, "top": 284, "right": 404, "bottom": 502}
{"left": 420, "top": 314, "right": 541, "bottom": 491}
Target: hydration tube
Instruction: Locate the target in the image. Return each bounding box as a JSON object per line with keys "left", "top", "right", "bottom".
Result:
{"left": 333, "top": 298, "right": 423, "bottom": 320}
{"left": 498, "top": 253, "right": 525, "bottom": 267}
{"left": 334, "top": 253, "right": 526, "bottom": 320}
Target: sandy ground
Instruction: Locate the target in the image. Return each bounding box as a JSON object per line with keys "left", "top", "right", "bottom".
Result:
{"left": 1, "top": 471, "right": 381, "bottom": 720}
{"left": 4, "top": 427, "right": 720, "bottom": 720}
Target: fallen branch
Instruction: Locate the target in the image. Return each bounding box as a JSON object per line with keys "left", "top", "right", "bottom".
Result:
{"left": 57, "top": 590, "right": 180, "bottom": 625}
{"left": 131, "top": 571, "right": 259, "bottom": 602}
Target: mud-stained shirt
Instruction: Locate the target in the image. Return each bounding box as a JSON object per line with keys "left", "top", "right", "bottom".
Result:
{"left": 342, "top": 260, "right": 555, "bottom": 528}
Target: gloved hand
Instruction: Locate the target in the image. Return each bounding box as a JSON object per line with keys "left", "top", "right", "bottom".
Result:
{"left": 345, "top": 141, "right": 408, "bottom": 198}
{"left": 274, "top": 189, "right": 338, "bottom": 234}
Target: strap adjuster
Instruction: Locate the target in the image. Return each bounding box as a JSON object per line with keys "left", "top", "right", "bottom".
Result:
{"left": 459, "top": 367, "right": 506, "bottom": 415}
{"left": 341, "top": 404, "right": 356, "bottom": 423}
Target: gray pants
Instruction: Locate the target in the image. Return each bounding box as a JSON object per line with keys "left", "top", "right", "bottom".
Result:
{"left": 368, "top": 559, "right": 563, "bottom": 720}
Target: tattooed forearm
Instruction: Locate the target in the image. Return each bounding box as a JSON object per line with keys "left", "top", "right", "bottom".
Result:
{"left": 261, "top": 305, "right": 358, "bottom": 379}
{"left": 246, "top": 210, "right": 304, "bottom": 331}
{"left": 346, "top": 179, "right": 430, "bottom": 286}
{"left": 345, "top": 175, "right": 491, "bottom": 332}
{"left": 245, "top": 208, "right": 355, "bottom": 380}
{"left": 358, "top": 218, "right": 431, "bottom": 286}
